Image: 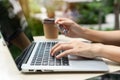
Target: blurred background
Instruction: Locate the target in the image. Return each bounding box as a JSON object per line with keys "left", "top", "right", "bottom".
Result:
{"left": 18, "top": 0, "right": 120, "bottom": 36}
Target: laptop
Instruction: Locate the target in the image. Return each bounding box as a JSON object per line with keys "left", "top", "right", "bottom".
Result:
{"left": 0, "top": 0, "right": 109, "bottom": 73}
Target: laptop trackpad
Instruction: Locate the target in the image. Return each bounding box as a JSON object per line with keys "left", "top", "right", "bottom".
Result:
{"left": 68, "top": 55, "right": 108, "bottom": 70}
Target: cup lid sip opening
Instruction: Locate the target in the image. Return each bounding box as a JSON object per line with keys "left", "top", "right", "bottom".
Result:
{"left": 43, "top": 18, "right": 55, "bottom": 24}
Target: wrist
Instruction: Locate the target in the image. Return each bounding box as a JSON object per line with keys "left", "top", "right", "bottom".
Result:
{"left": 90, "top": 43, "right": 103, "bottom": 57}
{"left": 75, "top": 25, "right": 91, "bottom": 39}
{"left": 72, "top": 24, "right": 87, "bottom": 37}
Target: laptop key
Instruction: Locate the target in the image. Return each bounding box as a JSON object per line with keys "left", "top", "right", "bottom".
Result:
{"left": 56, "top": 59, "right": 61, "bottom": 66}
{"left": 62, "top": 57, "right": 69, "bottom": 66}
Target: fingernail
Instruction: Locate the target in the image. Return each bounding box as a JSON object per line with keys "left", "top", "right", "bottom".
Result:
{"left": 56, "top": 56, "right": 59, "bottom": 59}
{"left": 51, "top": 53, "right": 53, "bottom": 56}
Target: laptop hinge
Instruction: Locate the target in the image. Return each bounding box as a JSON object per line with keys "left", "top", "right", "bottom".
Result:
{"left": 15, "top": 42, "right": 36, "bottom": 70}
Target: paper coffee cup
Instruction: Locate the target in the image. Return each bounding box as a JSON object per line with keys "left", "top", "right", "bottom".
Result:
{"left": 43, "top": 18, "right": 58, "bottom": 39}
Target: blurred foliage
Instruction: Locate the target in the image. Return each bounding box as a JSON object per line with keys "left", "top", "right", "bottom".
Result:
{"left": 102, "top": 0, "right": 114, "bottom": 13}
{"left": 76, "top": 0, "right": 113, "bottom": 24}
{"left": 27, "top": 18, "right": 44, "bottom": 36}
{"left": 27, "top": 0, "right": 44, "bottom": 36}
{"left": 103, "top": 28, "right": 114, "bottom": 31}
{"left": 0, "top": 34, "right": 1, "bottom": 39}
{"left": 29, "top": 0, "right": 41, "bottom": 14}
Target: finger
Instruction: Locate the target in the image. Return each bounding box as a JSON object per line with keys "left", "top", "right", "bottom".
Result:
{"left": 57, "top": 21, "right": 66, "bottom": 25}
{"left": 51, "top": 44, "right": 72, "bottom": 56}
{"left": 55, "top": 18, "right": 61, "bottom": 24}
{"left": 55, "top": 18, "right": 66, "bottom": 24}
{"left": 55, "top": 18, "right": 70, "bottom": 25}
{"left": 50, "top": 42, "right": 67, "bottom": 55}
{"left": 56, "top": 49, "right": 75, "bottom": 59}
{"left": 50, "top": 43, "right": 61, "bottom": 55}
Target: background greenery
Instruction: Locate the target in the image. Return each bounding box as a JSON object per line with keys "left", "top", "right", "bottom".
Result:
{"left": 27, "top": 18, "right": 44, "bottom": 36}
{"left": 76, "top": 0, "right": 114, "bottom": 24}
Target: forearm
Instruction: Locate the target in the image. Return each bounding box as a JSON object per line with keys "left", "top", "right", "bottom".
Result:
{"left": 78, "top": 27, "right": 120, "bottom": 46}
{"left": 97, "top": 44, "right": 120, "bottom": 63}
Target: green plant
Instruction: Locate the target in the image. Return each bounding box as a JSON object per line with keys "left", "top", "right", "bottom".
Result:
{"left": 102, "top": 0, "right": 114, "bottom": 13}
{"left": 76, "top": 1, "right": 106, "bottom": 24}
{"left": 0, "top": 34, "right": 1, "bottom": 39}
{"left": 29, "top": 0, "right": 41, "bottom": 14}
{"left": 27, "top": 18, "right": 44, "bottom": 36}
{"left": 103, "top": 27, "right": 114, "bottom": 31}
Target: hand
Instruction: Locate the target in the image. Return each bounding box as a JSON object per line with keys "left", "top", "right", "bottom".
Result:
{"left": 50, "top": 40, "right": 102, "bottom": 59}
{"left": 55, "top": 18, "right": 84, "bottom": 38}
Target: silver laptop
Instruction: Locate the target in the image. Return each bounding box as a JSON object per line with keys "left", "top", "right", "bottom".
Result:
{"left": 0, "top": 0, "right": 109, "bottom": 73}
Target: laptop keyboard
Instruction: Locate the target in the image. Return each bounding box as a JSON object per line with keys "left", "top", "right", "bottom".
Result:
{"left": 30, "top": 42, "right": 69, "bottom": 66}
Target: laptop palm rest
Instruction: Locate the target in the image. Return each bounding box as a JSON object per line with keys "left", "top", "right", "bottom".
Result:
{"left": 68, "top": 55, "right": 109, "bottom": 72}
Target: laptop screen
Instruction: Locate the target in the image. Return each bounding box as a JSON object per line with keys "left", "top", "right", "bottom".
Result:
{"left": 0, "top": 0, "right": 33, "bottom": 60}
